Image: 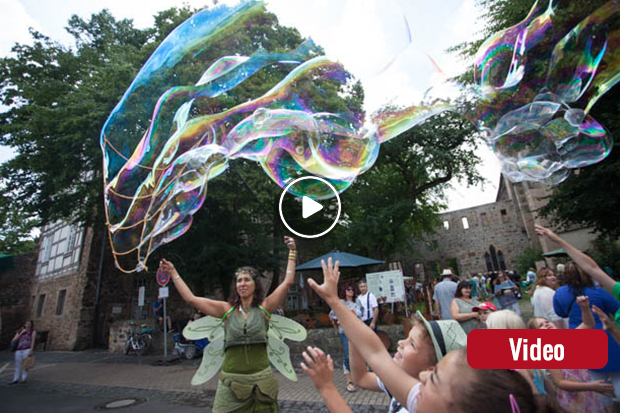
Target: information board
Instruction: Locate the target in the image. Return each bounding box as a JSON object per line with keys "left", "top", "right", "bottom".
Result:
{"left": 365, "top": 270, "right": 405, "bottom": 303}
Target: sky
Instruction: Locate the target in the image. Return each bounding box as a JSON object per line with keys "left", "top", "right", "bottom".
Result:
{"left": 0, "top": 0, "right": 502, "bottom": 211}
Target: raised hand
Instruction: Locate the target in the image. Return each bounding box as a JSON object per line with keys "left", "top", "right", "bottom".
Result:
{"left": 159, "top": 258, "right": 178, "bottom": 277}
{"left": 534, "top": 224, "right": 561, "bottom": 243}
{"left": 301, "top": 346, "right": 335, "bottom": 390}
{"left": 592, "top": 305, "right": 615, "bottom": 331}
{"left": 308, "top": 258, "right": 340, "bottom": 304}
{"left": 284, "top": 236, "right": 296, "bottom": 251}
{"left": 576, "top": 295, "right": 590, "bottom": 309}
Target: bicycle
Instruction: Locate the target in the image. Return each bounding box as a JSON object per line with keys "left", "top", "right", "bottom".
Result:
{"left": 124, "top": 321, "right": 155, "bottom": 356}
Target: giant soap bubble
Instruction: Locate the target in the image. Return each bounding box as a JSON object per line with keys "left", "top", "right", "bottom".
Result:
{"left": 102, "top": 0, "right": 619, "bottom": 272}
{"left": 101, "top": 0, "right": 443, "bottom": 272}
{"left": 462, "top": 0, "right": 617, "bottom": 184}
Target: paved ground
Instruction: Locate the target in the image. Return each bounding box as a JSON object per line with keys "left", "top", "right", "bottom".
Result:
{"left": 0, "top": 349, "right": 389, "bottom": 412}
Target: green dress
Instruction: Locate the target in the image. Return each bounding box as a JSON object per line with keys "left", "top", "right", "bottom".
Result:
{"left": 213, "top": 306, "right": 278, "bottom": 413}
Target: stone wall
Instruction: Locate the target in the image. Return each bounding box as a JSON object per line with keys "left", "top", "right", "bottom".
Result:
{"left": 0, "top": 251, "right": 37, "bottom": 349}
{"left": 411, "top": 199, "right": 532, "bottom": 276}
{"left": 108, "top": 319, "right": 404, "bottom": 360}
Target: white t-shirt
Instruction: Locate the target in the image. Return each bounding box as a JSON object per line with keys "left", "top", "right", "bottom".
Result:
{"left": 407, "top": 382, "right": 422, "bottom": 412}
{"left": 357, "top": 292, "right": 379, "bottom": 321}
{"left": 532, "top": 286, "right": 561, "bottom": 321}
{"left": 377, "top": 377, "right": 409, "bottom": 413}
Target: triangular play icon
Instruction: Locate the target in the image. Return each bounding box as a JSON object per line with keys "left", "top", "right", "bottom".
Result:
{"left": 302, "top": 196, "right": 323, "bottom": 219}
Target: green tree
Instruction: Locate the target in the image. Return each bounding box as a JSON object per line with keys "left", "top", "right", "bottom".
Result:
{"left": 0, "top": 192, "right": 37, "bottom": 254}
{"left": 514, "top": 247, "right": 542, "bottom": 277}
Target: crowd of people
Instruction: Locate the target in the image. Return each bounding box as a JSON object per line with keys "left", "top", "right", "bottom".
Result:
{"left": 10, "top": 223, "right": 619, "bottom": 413}
{"left": 152, "top": 224, "right": 620, "bottom": 412}
{"left": 300, "top": 225, "right": 620, "bottom": 413}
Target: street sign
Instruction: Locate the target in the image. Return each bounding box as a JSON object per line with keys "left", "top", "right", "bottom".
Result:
{"left": 159, "top": 287, "right": 169, "bottom": 299}
{"left": 138, "top": 286, "right": 145, "bottom": 307}
{"left": 156, "top": 268, "right": 170, "bottom": 286}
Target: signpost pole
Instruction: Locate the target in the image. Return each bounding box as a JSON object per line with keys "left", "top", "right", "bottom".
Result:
{"left": 156, "top": 268, "right": 171, "bottom": 359}
{"left": 163, "top": 296, "right": 168, "bottom": 357}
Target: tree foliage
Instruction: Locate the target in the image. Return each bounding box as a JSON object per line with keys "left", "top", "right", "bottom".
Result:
{"left": 514, "top": 246, "right": 542, "bottom": 276}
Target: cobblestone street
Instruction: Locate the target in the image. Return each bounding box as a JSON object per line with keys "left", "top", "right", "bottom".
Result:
{"left": 0, "top": 348, "right": 389, "bottom": 412}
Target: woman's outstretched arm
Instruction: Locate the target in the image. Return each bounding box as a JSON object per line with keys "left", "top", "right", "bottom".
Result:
{"left": 535, "top": 225, "right": 615, "bottom": 292}
{"left": 160, "top": 259, "right": 231, "bottom": 318}
{"left": 262, "top": 237, "right": 296, "bottom": 313}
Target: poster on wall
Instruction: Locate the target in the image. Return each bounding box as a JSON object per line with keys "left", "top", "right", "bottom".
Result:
{"left": 365, "top": 270, "right": 405, "bottom": 303}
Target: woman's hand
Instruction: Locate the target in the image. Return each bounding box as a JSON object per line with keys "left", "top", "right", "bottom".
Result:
{"left": 576, "top": 296, "right": 590, "bottom": 310}
{"left": 591, "top": 380, "right": 615, "bottom": 396}
{"left": 284, "top": 236, "right": 296, "bottom": 251}
{"left": 301, "top": 346, "right": 335, "bottom": 391}
{"left": 308, "top": 258, "right": 340, "bottom": 304}
{"left": 592, "top": 305, "right": 615, "bottom": 331}
{"left": 159, "top": 259, "right": 178, "bottom": 277}
{"left": 534, "top": 224, "right": 562, "bottom": 243}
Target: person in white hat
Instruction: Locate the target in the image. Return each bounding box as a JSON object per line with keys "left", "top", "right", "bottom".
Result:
{"left": 433, "top": 269, "right": 458, "bottom": 320}
{"left": 304, "top": 258, "right": 552, "bottom": 413}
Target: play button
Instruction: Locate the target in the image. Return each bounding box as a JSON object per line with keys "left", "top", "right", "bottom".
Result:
{"left": 279, "top": 176, "right": 341, "bottom": 239}
{"left": 302, "top": 196, "right": 323, "bottom": 218}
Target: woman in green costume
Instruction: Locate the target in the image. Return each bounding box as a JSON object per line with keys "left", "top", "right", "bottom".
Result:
{"left": 160, "top": 236, "right": 297, "bottom": 412}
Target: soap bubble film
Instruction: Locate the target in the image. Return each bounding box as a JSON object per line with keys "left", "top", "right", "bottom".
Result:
{"left": 102, "top": 0, "right": 618, "bottom": 272}
{"left": 462, "top": 0, "right": 616, "bottom": 184}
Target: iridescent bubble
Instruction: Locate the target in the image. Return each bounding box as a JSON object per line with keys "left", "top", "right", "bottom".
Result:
{"left": 102, "top": 0, "right": 619, "bottom": 273}
{"left": 459, "top": 0, "right": 616, "bottom": 185}
{"left": 101, "top": 0, "right": 424, "bottom": 272}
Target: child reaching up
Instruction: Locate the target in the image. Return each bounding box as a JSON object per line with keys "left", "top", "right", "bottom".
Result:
{"left": 350, "top": 311, "right": 466, "bottom": 413}
{"left": 308, "top": 258, "right": 560, "bottom": 413}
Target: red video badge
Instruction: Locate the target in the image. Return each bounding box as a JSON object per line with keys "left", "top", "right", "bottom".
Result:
{"left": 467, "top": 329, "right": 608, "bottom": 369}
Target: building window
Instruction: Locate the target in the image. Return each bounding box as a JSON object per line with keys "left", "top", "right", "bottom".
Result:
{"left": 56, "top": 290, "right": 67, "bottom": 315}
{"left": 42, "top": 236, "right": 52, "bottom": 262}
{"left": 67, "top": 226, "right": 78, "bottom": 251}
{"left": 484, "top": 253, "right": 493, "bottom": 272}
{"left": 287, "top": 295, "right": 299, "bottom": 309}
{"left": 461, "top": 217, "right": 469, "bottom": 230}
{"left": 497, "top": 250, "right": 507, "bottom": 271}
{"left": 500, "top": 209, "right": 508, "bottom": 222}
{"left": 443, "top": 220, "right": 450, "bottom": 231}
{"left": 480, "top": 213, "right": 488, "bottom": 226}
{"left": 36, "top": 294, "right": 46, "bottom": 317}
{"left": 489, "top": 245, "right": 499, "bottom": 271}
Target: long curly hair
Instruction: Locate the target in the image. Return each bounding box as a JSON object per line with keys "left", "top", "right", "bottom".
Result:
{"left": 563, "top": 261, "right": 594, "bottom": 292}
{"left": 228, "top": 266, "right": 265, "bottom": 308}
{"left": 338, "top": 283, "right": 357, "bottom": 301}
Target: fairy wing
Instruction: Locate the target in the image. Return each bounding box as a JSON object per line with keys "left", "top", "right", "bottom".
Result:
{"left": 183, "top": 315, "right": 224, "bottom": 341}
{"left": 267, "top": 332, "right": 297, "bottom": 381}
{"left": 267, "top": 315, "right": 307, "bottom": 381}
{"left": 269, "top": 314, "right": 307, "bottom": 342}
{"left": 184, "top": 316, "right": 226, "bottom": 386}
{"left": 191, "top": 335, "right": 225, "bottom": 385}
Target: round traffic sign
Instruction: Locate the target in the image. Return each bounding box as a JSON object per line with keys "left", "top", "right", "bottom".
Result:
{"left": 156, "top": 268, "right": 170, "bottom": 286}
